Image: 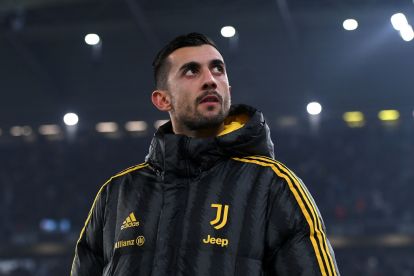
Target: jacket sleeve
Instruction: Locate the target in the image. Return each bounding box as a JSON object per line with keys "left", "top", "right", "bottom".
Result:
{"left": 70, "top": 184, "right": 107, "bottom": 276}
{"left": 264, "top": 170, "right": 340, "bottom": 276}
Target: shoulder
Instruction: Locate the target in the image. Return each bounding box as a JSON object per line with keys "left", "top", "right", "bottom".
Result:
{"left": 97, "top": 162, "right": 150, "bottom": 195}
{"left": 232, "top": 155, "right": 305, "bottom": 191}
{"left": 113, "top": 162, "right": 150, "bottom": 178}
{"left": 232, "top": 155, "right": 297, "bottom": 180}
{"left": 236, "top": 156, "right": 320, "bottom": 220}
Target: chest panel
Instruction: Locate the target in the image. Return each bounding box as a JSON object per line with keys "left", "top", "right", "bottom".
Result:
{"left": 104, "top": 161, "right": 272, "bottom": 275}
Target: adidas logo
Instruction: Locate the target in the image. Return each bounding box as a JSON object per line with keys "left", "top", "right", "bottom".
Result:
{"left": 121, "top": 212, "right": 139, "bottom": 230}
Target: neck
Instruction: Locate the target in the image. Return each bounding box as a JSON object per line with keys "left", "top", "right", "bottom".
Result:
{"left": 171, "top": 121, "right": 225, "bottom": 138}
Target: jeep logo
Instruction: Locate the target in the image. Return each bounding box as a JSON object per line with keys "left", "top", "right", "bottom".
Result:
{"left": 202, "top": 234, "right": 229, "bottom": 247}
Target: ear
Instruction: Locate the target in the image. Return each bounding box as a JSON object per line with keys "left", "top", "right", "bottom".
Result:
{"left": 151, "top": 90, "right": 172, "bottom": 111}
{"left": 229, "top": 85, "right": 231, "bottom": 94}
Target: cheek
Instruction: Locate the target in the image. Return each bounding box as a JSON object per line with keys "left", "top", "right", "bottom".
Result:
{"left": 218, "top": 78, "right": 230, "bottom": 91}
{"left": 172, "top": 93, "right": 194, "bottom": 110}
{"left": 169, "top": 82, "right": 198, "bottom": 108}
{"left": 219, "top": 75, "right": 230, "bottom": 84}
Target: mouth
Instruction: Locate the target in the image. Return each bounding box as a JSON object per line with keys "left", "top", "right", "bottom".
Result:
{"left": 198, "top": 93, "right": 221, "bottom": 105}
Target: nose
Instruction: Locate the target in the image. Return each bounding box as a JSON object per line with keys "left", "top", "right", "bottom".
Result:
{"left": 201, "top": 69, "right": 217, "bottom": 90}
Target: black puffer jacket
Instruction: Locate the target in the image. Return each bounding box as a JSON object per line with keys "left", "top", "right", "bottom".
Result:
{"left": 71, "top": 104, "right": 340, "bottom": 276}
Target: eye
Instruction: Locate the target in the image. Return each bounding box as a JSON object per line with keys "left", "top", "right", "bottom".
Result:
{"left": 212, "top": 65, "right": 225, "bottom": 74}
{"left": 183, "top": 66, "right": 199, "bottom": 76}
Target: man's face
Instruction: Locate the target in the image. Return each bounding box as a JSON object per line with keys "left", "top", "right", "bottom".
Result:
{"left": 165, "top": 45, "right": 231, "bottom": 131}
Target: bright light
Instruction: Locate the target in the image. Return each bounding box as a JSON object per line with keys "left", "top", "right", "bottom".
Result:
{"left": 84, "top": 33, "right": 100, "bottom": 45}
{"left": 343, "top": 111, "right": 365, "bottom": 127}
{"left": 39, "top": 124, "right": 61, "bottom": 135}
{"left": 378, "top": 110, "right": 400, "bottom": 121}
{"left": 221, "top": 26, "right": 236, "bottom": 38}
{"left": 63, "top": 113, "right": 79, "bottom": 126}
{"left": 343, "top": 19, "right": 358, "bottom": 31}
{"left": 306, "top": 102, "right": 322, "bottom": 115}
{"left": 391, "top": 13, "right": 408, "bottom": 31}
{"left": 343, "top": 111, "right": 364, "bottom": 122}
{"left": 96, "top": 122, "right": 119, "bottom": 133}
{"left": 10, "top": 126, "right": 23, "bottom": 136}
{"left": 40, "top": 218, "right": 57, "bottom": 232}
{"left": 125, "top": 121, "right": 147, "bottom": 132}
{"left": 154, "top": 120, "right": 169, "bottom": 129}
{"left": 400, "top": 25, "right": 414, "bottom": 41}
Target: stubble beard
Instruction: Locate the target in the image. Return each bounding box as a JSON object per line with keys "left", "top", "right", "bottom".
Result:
{"left": 174, "top": 93, "right": 231, "bottom": 132}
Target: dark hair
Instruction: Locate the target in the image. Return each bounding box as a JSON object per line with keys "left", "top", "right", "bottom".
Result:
{"left": 152, "top": 32, "right": 218, "bottom": 90}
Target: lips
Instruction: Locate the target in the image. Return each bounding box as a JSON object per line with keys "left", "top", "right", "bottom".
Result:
{"left": 200, "top": 95, "right": 220, "bottom": 104}
{"left": 198, "top": 92, "right": 222, "bottom": 105}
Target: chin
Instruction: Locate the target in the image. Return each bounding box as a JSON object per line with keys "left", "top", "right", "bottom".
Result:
{"left": 202, "top": 110, "right": 223, "bottom": 120}
{"left": 199, "top": 104, "right": 222, "bottom": 113}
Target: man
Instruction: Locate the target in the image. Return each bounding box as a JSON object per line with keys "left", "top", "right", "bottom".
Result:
{"left": 71, "top": 33, "right": 340, "bottom": 276}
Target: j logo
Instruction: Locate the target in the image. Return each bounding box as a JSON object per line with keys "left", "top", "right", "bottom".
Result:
{"left": 202, "top": 204, "right": 230, "bottom": 247}
{"left": 210, "top": 204, "right": 229, "bottom": 230}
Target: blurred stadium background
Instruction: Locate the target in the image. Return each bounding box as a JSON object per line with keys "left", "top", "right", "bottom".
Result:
{"left": 1, "top": 0, "right": 414, "bottom": 275}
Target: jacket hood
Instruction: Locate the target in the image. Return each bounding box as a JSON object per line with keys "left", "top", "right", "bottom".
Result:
{"left": 145, "top": 104, "right": 275, "bottom": 180}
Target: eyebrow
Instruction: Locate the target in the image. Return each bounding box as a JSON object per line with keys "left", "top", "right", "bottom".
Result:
{"left": 210, "top": 59, "right": 225, "bottom": 68}
{"left": 178, "top": 61, "right": 200, "bottom": 73}
{"left": 178, "top": 59, "right": 225, "bottom": 73}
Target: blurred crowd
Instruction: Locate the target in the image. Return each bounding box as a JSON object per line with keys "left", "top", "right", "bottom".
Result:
{"left": 0, "top": 119, "right": 413, "bottom": 275}
{"left": 275, "top": 122, "right": 414, "bottom": 235}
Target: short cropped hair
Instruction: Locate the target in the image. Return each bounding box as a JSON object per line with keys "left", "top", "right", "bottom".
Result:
{"left": 152, "top": 32, "right": 218, "bottom": 90}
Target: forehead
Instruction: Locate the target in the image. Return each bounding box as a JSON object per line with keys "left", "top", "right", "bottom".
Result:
{"left": 167, "top": 45, "right": 224, "bottom": 69}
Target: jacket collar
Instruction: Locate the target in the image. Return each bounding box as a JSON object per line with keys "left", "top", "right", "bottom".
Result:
{"left": 145, "top": 104, "right": 275, "bottom": 181}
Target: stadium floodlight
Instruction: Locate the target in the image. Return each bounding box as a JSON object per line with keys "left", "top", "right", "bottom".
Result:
{"left": 378, "top": 110, "right": 400, "bottom": 121}
{"left": 96, "top": 122, "right": 119, "bottom": 133}
{"left": 343, "top": 111, "right": 364, "bottom": 122}
{"left": 125, "top": 121, "right": 147, "bottom": 132}
{"left": 39, "top": 124, "right": 61, "bottom": 135}
{"left": 10, "top": 126, "right": 23, "bottom": 136}
{"left": 40, "top": 218, "right": 57, "bottom": 232}
{"left": 63, "top": 113, "right": 79, "bottom": 126}
{"left": 306, "top": 102, "right": 322, "bottom": 115}
{"left": 391, "top": 13, "right": 408, "bottom": 31}
{"left": 84, "top": 33, "right": 100, "bottom": 45}
{"left": 343, "top": 19, "right": 358, "bottom": 31}
{"left": 154, "top": 120, "right": 169, "bottom": 129}
{"left": 400, "top": 25, "right": 414, "bottom": 41}
{"left": 343, "top": 111, "right": 365, "bottom": 127}
{"left": 221, "top": 26, "right": 236, "bottom": 38}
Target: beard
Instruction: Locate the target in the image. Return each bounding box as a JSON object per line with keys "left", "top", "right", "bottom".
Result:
{"left": 172, "top": 91, "right": 231, "bottom": 131}
{"left": 181, "top": 106, "right": 227, "bottom": 131}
